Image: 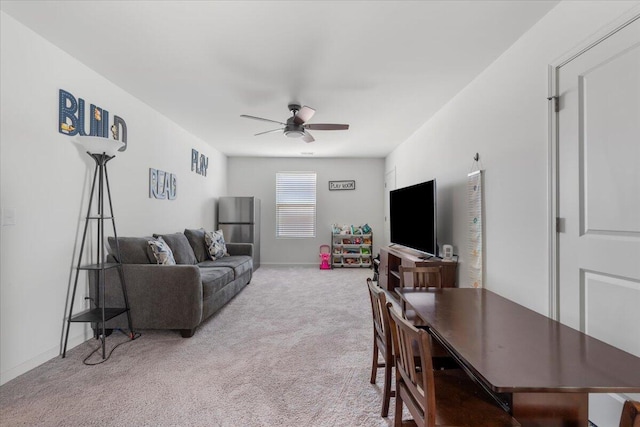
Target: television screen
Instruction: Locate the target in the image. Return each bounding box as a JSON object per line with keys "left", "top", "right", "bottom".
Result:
{"left": 389, "top": 179, "right": 437, "bottom": 257}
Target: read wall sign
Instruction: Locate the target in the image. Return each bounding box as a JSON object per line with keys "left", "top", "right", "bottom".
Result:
{"left": 329, "top": 180, "right": 355, "bottom": 191}
{"left": 149, "top": 168, "right": 177, "bottom": 200}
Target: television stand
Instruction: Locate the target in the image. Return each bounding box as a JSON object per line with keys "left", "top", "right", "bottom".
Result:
{"left": 378, "top": 245, "right": 457, "bottom": 293}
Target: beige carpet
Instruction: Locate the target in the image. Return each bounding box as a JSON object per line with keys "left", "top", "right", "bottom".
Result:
{"left": 0, "top": 266, "right": 398, "bottom": 426}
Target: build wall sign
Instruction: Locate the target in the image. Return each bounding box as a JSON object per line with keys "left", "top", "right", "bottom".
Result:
{"left": 149, "top": 168, "right": 177, "bottom": 200}
{"left": 191, "top": 149, "right": 208, "bottom": 177}
{"left": 58, "top": 89, "right": 128, "bottom": 151}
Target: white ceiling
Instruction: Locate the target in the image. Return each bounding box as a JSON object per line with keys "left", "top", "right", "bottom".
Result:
{"left": 1, "top": 0, "right": 558, "bottom": 158}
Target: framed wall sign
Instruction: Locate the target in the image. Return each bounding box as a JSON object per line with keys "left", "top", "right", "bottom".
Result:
{"left": 329, "top": 180, "right": 355, "bottom": 191}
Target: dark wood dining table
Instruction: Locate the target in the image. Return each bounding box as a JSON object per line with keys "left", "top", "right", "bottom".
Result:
{"left": 395, "top": 287, "right": 640, "bottom": 427}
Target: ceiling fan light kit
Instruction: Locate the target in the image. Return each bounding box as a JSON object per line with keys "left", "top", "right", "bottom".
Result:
{"left": 284, "top": 127, "right": 304, "bottom": 138}
{"left": 241, "top": 103, "right": 349, "bottom": 144}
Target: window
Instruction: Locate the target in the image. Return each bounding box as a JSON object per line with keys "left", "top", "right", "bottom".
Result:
{"left": 276, "top": 172, "right": 317, "bottom": 238}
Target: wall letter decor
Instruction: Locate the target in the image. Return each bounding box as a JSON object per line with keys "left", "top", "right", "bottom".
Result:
{"left": 191, "top": 149, "right": 208, "bottom": 177}
{"left": 149, "top": 168, "right": 177, "bottom": 200}
{"left": 58, "top": 89, "right": 128, "bottom": 151}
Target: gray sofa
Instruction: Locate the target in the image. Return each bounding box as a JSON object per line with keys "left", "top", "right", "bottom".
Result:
{"left": 95, "top": 228, "right": 253, "bottom": 337}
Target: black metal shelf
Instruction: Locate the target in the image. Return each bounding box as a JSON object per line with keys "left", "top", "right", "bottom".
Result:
{"left": 69, "top": 307, "right": 128, "bottom": 323}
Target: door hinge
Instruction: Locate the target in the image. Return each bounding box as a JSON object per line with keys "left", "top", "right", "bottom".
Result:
{"left": 548, "top": 95, "right": 559, "bottom": 113}
{"left": 556, "top": 217, "right": 565, "bottom": 233}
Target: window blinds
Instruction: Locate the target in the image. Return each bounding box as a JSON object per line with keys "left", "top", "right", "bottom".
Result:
{"left": 276, "top": 172, "right": 317, "bottom": 238}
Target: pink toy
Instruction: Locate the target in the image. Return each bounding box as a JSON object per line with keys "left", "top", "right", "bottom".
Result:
{"left": 319, "top": 245, "right": 331, "bottom": 270}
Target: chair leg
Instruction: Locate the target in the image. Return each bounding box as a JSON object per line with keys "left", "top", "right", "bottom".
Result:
{"left": 381, "top": 352, "right": 393, "bottom": 417}
{"left": 370, "top": 338, "right": 379, "bottom": 384}
{"left": 394, "top": 378, "right": 404, "bottom": 427}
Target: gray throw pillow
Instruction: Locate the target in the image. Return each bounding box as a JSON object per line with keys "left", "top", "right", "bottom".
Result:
{"left": 153, "top": 232, "right": 198, "bottom": 265}
{"left": 108, "top": 236, "right": 154, "bottom": 264}
{"left": 184, "top": 228, "right": 209, "bottom": 263}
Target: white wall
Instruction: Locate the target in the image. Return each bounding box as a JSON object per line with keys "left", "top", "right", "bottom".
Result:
{"left": 387, "top": 0, "right": 639, "bottom": 311}
{"left": 228, "top": 157, "right": 385, "bottom": 265}
{"left": 385, "top": 2, "right": 639, "bottom": 425}
{"left": 0, "top": 12, "right": 228, "bottom": 385}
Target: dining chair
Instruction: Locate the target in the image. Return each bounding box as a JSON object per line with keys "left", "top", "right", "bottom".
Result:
{"left": 397, "top": 265, "right": 456, "bottom": 369}
{"left": 386, "top": 302, "right": 521, "bottom": 427}
{"left": 367, "top": 277, "right": 396, "bottom": 417}
{"left": 399, "top": 265, "right": 443, "bottom": 290}
{"left": 398, "top": 265, "right": 443, "bottom": 322}
{"left": 619, "top": 400, "right": 640, "bottom": 427}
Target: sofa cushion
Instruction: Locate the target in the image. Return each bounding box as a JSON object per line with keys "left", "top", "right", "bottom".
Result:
{"left": 205, "top": 229, "right": 229, "bottom": 260}
{"left": 154, "top": 232, "right": 197, "bottom": 265}
{"left": 148, "top": 237, "right": 177, "bottom": 265}
{"left": 199, "top": 256, "right": 252, "bottom": 279}
{"left": 108, "top": 236, "right": 154, "bottom": 264}
{"left": 200, "top": 267, "right": 234, "bottom": 299}
{"left": 184, "top": 228, "right": 209, "bottom": 263}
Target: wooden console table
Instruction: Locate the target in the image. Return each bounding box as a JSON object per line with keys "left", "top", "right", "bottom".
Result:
{"left": 378, "top": 245, "right": 457, "bottom": 292}
{"left": 396, "top": 287, "right": 640, "bottom": 427}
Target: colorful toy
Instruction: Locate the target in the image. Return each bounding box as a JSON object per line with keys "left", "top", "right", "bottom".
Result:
{"left": 319, "top": 245, "right": 331, "bottom": 270}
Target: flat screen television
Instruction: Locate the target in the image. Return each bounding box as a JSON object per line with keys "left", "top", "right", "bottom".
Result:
{"left": 389, "top": 179, "right": 437, "bottom": 258}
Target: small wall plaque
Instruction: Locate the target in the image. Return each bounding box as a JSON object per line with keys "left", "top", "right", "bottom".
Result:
{"left": 329, "top": 180, "right": 355, "bottom": 191}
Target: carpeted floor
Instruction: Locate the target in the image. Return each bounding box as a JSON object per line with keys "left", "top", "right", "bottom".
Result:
{"left": 0, "top": 266, "right": 399, "bottom": 426}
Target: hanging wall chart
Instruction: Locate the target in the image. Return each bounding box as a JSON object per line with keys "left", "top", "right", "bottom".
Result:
{"left": 468, "top": 157, "right": 484, "bottom": 288}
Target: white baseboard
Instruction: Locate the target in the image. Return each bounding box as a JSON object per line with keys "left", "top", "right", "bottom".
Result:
{"left": 0, "top": 331, "right": 89, "bottom": 386}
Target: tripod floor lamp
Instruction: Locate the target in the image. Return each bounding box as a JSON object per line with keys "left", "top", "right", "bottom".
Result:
{"left": 62, "top": 136, "right": 135, "bottom": 360}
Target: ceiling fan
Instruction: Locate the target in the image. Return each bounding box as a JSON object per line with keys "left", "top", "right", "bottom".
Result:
{"left": 240, "top": 104, "right": 349, "bottom": 143}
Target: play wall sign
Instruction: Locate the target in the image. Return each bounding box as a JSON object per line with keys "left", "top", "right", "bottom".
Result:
{"left": 329, "top": 180, "right": 355, "bottom": 191}
{"left": 191, "top": 148, "right": 208, "bottom": 177}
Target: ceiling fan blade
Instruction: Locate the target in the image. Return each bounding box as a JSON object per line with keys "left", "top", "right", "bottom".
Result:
{"left": 240, "top": 115, "right": 286, "bottom": 126}
{"left": 302, "top": 131, "right": 315, "bottom": 143}
{"left": 304, "top": 123, "right": 349, "bottom": 131}
{"left": 293, "top": 106, "right": 316, "bottom": 125}
{"left": 254, "top": 128, "right": 284, "bottom": 136}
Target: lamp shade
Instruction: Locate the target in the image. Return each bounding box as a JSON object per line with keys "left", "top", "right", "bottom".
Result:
{"left": 75, "top": 136, "right": 125, "bottom": 156}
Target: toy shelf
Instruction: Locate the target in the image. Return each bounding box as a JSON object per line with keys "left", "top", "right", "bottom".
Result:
{"left": 330, "top": 226, "right": 373, "bottom": 269}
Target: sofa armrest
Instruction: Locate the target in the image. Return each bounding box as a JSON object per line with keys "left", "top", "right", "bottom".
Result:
{"left": 98, "top": 264, "right": 203, "bottom": 330}
{"left": 226, "top": 242, "right": 253, "bottom": 257}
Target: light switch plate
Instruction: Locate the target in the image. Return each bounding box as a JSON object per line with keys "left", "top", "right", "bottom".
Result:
{"left": 2, "top": 207, "right": 16, "bottom": 226}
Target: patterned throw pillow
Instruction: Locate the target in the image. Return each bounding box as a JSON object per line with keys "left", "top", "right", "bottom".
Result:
{"left": 148, "top": 236, "right": 176, "bottom": 265}
{"left": 204, "top": 229, "right": 229, "bottom": 260}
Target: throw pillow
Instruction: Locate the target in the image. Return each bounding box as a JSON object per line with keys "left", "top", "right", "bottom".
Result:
{"left": 153, "top": 232, "right": 197, "bottom": 265}
{"left": 148, "top": 236, "right": 176, "bottom": 265}
{"left": 108, "top": 236, "right": 155, "bottom": 264}
{"left": 184, "top": 228, "right": 209, "bottom": 263}
{"left": 204, "top": 229, "right": 229, "bottom": 260}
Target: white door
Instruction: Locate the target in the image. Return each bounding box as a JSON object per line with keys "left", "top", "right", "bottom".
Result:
{"left": 557, "top": 16, "right": 640, "bottom": 425}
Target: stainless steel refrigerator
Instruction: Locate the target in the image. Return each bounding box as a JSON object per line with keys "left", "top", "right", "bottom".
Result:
{"left": 217, "top": 196, "right": 260, "bottom": 269}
